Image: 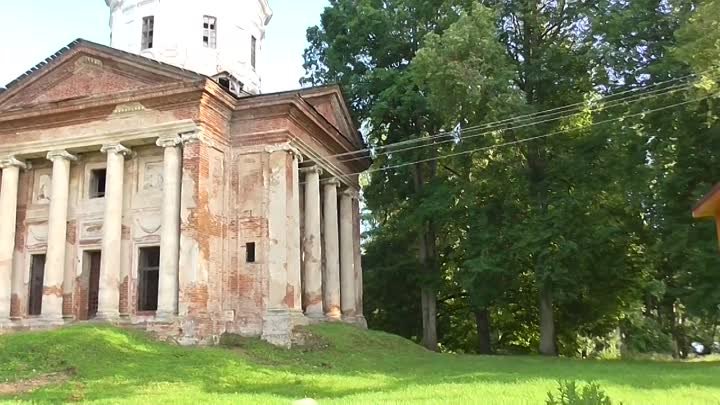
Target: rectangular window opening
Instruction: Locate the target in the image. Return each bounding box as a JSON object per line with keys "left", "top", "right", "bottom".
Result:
{"left": 203, "top": 16, "right": 217, "bottom": 48}
{"left": 246, "top": 242, "right": 256, "bottom": 263}
{"left": 28, "top": 254, "right": 46, "bottom": 316}
{"left": 142, "top": 16, "right": 155, "bottom": 50}
{"left": 251, "top": 35, "right": 257, "bottom": 69}
{"left": 84, "top": 251, "right": 102, "bottom": 319}
{"left": 89, "top": 169, "right": 107, "bottom": 199}
{"left": 137, "top": 247, "right": 160, "bottom": 312}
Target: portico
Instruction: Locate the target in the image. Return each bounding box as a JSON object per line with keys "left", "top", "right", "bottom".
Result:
{"left": 0, "top": 40, "right": 369, "bottom": 346}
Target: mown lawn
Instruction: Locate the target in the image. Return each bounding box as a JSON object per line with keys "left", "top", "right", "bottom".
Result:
{"left": 0, "top": 324, "right": 718, "bottom": 405}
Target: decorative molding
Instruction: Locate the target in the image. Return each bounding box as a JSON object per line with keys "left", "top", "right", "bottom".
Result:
{"left": 27, "top": 224, "right": 49, "bottom": 243}
{"left": 112, "top": 102, "right": 145, "bottom": 115}
{"left": 79, "top": 220, "right": 104, "bottom": 241}
{"left": 100, "top": 143, "right": 132, "bottom": 157}
{"left": 74, "top": 56, "right": 103, "bottom": 69}
{"left": 46, "top": 150, "right": 78, "bottom": 162}
{"left": 0, "top": 156, "right": 27, "bottom": 170}
{"left": 135, "top": 217, "right": 162, "bottom": 235}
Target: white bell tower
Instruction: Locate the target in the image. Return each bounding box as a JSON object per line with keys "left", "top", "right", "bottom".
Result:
{"left": 105, "top": 0, "right": 272, "bottom": 94}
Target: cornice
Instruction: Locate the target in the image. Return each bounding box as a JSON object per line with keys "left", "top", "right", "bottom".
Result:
{"left": 0, "top": 80, "right": 206, "bottom": 125}
{"left": 0, "top": 120, "right": 198, "bottom": 158}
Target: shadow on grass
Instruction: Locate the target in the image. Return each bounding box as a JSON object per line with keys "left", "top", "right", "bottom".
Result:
{"left": 1, "top": 324, "right": 719, "bottom": 404}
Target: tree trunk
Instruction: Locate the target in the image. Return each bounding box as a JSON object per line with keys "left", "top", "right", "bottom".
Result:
{"left": 421, "top": 286, "right": 438, "bottom": 350}
{"left": 474, "top": 307, "right": 492, "bottom": 354}
{"left": 414, "top": 161, "right": 439, "bottom": 351}
{"left": 539, "top": 283, "right": 557, "bottom": 356}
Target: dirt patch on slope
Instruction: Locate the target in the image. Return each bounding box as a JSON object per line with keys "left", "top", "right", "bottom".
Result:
{"left": 0, "top": 369, "right": 74, "bottom": 395}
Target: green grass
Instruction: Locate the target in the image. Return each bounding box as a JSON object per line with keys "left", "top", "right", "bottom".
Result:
{"left": 0, "top": 324, "right": 718, "bottom": 405}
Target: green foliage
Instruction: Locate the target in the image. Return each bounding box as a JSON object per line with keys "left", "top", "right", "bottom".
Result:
{"left": 546, "top": 381, "right": 619, "bottom": 405}
{"left": 305, "top": 0, "right": 720, "bottom": 358}
{"left": 0, "top": 326, "right": 719, "bottom": 404}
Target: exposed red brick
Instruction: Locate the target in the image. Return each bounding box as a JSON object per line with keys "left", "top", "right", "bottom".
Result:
{"left": 9, "top": 294, "right": 21, "bottom": 320}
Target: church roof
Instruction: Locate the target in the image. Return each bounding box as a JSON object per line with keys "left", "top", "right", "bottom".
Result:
{"left": 3, "top": 38, "right": 204, "bottom": 92}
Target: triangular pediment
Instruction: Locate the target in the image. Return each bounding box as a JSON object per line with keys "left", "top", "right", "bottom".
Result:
{"left": 300, "top": 86, "right": 363, "bottom": 150}
{"left": 0, "top": 39, "right": 204, "bottom": 111}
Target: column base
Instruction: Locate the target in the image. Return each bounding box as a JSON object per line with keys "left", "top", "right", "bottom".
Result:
{"left": 342, "top": 313, "right": 357, "bottom": 324}
{"left": 0, "top": 318, "right": 14, "bottom": 329}
{"left": 355, "top": 315, "right": 368, "bottom": 329}
{"left": 39, "top": 314, "right": 65, "bottom": 327}
{"left": 93, "top": 311, "right": 120, "bottom": 323}
{"left": 324, "top": 308, "right": 342, "bottom": 321}
{"left": 304, "top": 310, "right": 326, "bottom": 324}
{"left": 154, "top": 311, "right": 178, "bottom": 323}
{"left": 261, "top": 308, "right": 307, "bottom": 348}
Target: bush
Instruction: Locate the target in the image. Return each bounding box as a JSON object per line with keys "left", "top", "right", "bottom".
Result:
{"left": 546, "top": 380, "right": 621, "bottom": 405}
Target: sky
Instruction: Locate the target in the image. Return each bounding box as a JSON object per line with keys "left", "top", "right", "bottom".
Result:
{"left": 0, "top": 0, "right": 329, "bottom": 93}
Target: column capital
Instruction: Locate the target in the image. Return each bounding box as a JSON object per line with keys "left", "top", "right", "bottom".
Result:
{"left": 100, "top": 144, "right": 132, "bottom": 157}
{"left": 0, "top": 156, "right": 27, "bottom": 170}
{"left": 300, "top": 165, "right": 323, "bottom": 176}
{"left": 156, "top": 135, "right": 183, "bottom": 148}
{"left": 46, "top": 150, "right": 78, "bottom": 162}
{"left": 341, "top": 188, "right": 360, "bottom": 199}
{"left": 267, "top": 143, "right": 303, "bottom": 162}
{"left": 179, "top": 130, "right": 213, "bottom": 147}
{"left": 322, "top": 178, "right": 341, "bottom": 187}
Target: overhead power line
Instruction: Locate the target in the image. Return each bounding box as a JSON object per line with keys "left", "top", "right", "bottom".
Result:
{"left": 329, "top": 92, "right": 716, "bottom": 180}
{"left": 336, "top": 80, "right": 706, "bottom": 164}
{"left": 327, "top": 69, "right": 716, "bottom": 161}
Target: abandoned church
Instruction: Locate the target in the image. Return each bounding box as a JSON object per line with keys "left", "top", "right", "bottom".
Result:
{"left": 0, "top": 0, "right": 369, "bottom": 346}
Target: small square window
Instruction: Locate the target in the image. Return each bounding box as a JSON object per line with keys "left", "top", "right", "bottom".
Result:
{"left": 246, "top": 242, "right": 256, "bottom": 263}
{"left": 89, "top": 169, "right": 107, "bottom": 199}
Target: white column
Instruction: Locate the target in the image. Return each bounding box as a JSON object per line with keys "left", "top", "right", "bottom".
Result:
{"left": 42, "top": 150, "right": 77, "bottom": 323}
{"left": 288, "top": 151, "right": 303, "bottom": 312}
{"left": 156, "top": 136, "right": 183, "bottom": 319}
{"left": 339, "top": 188, "right": 357, "bottom": 319}
{"left": 96, "top": 144, "right": 131, "bottom": 320}
{"left": 301, "top": 166, "right": 323, "bottom": 319}
{"left": 322, "top": 178, "right": 341, "bottom": 319}
{"left": 0, "top": 157, "right": 26, "bottom": 324}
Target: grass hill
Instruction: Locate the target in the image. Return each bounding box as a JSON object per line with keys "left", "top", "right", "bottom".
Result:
{"left": 0, "top": 324, "right": 718, "bottom": 404}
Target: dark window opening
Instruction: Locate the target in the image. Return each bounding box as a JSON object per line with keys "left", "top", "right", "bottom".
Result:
{"left": 28, "top": 254, "right": 46, "bottom": 316}
{"left": 137, "top": 247, "right": 160, "bottom": 311}
{"left": 246, "top": 242, "right": 256, "bottom": 263}
{"left": 142, "top": 16, "right": 154, "bottom": 50}
{"left": 251, "top": 35, "right": 257, "bottom": 69}
{"left": 85, "top": 251, "right": 102, "bottom": 319}
{"left": 89, "top": 169, "right": 107, "bottom": 199}
{"left": 203, "top": 16, "right": 217, "bottom": 48}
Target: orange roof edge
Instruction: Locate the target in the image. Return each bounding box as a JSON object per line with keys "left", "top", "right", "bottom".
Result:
{"left": 693, "top": 183, "right": 720, "bottom": 218}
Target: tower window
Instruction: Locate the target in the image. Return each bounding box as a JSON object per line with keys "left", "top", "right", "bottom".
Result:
{"left": 251, "top": 35, "right": 257, "bottom": 69}
{"left": 203, "top": 16, "right": 217, "bottom": 49}
{"left": 141, "top": 16, "right": 154, "bottom": 50}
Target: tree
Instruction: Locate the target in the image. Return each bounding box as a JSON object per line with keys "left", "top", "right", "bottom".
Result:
{"left": 303, "top": 0, "right": 473, "bottom": 350}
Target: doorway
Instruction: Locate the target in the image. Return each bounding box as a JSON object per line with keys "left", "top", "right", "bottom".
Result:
{"left": 28, "top": 254, "right": 46, "bottom": 316}
{"left": 84, "top": 251, "right": 102, "bottom": 319}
